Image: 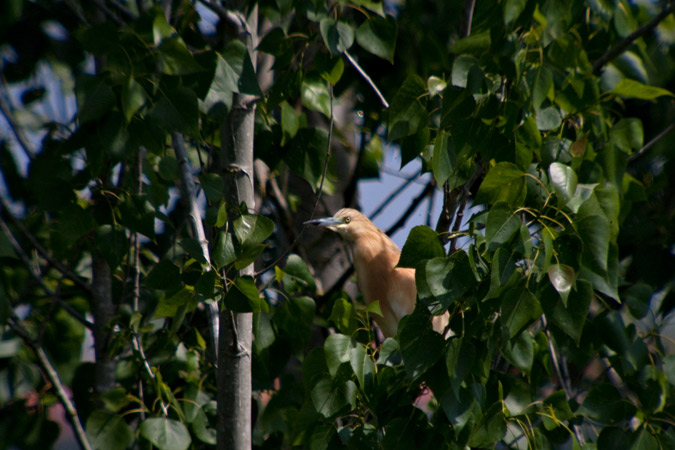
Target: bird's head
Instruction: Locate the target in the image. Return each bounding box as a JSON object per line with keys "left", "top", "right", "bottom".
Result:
{"left": 304, "top": 208, "right": 369, "bottom": 241}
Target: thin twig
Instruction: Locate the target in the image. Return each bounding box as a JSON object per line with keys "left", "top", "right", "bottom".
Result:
{"left": 0, "top": 216, "right": 93, "bottom": 329}
{"left": 540, "top": 315, "right": 585, "bottom": 446}
{"left": 592, "top": 3, "right": 675, "bottom": 74}
{"left": 464, "top": 0, "right": 476, "bottom": 37}
{"left": 630, "top": 121, "right": 675, "bottom": 161}
{"left": 344, "top": 51, "right": 389, "bottom": 109}
{"left": 0, "top": 197, "right": 94, "bottom": 295}
{"left": 385, "top": 181, "right": 434, "bottom": 236}
{"left": 370, "top": 167, "right": 423, "bottom": 221}
{"left": 171, "top": 132, "right": 219, "bottom": 364}
{"left": 8, "top": 316, "right": 92, "bottom": 450}
{"left": 254, "top": 83, "right": 336, "bottom": 276}
{"left": 197, "top": 0, "right": 251, "bottom": 36}
{"left": 449, "top": 164, "right": 483, "bottom": 250}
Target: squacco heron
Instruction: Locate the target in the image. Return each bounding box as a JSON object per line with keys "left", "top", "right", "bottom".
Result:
{"left": 306, "top": 208, "right": 449, "bottom": 338}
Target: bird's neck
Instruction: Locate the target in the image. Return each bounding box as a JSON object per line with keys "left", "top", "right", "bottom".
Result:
{"left": 349, "top": 230, "right": 401, "bottom": 269}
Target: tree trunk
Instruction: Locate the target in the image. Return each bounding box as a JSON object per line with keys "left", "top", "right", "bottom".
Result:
{"left": 91, "top": 256, "right": 115, "bottom": 397}
{"left": 217, "top": 6, "right": 258, "bottom": 450}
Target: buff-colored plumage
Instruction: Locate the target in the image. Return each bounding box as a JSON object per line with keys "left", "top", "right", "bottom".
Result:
{"left": 306, "top": 208, "right": 449, "bottom": 338}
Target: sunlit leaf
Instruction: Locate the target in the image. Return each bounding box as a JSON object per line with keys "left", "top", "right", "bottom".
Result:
{"left": 320, "top": 19, "right": 354, "bottom": 55}
{"left": 355, "top": 15, "right": 397, "bottom": 63}
{"left": 140, "top": 417, "right": 191, "bottom": 450}
{"left": 610, "top": 79, "right": 674, "bottom": 100}
{"left": 398, "top": 225, "right": 445, "bottom": 268}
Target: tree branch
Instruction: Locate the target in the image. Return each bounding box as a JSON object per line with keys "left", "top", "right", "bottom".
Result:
{"left": 592, "top": 3, "right": 675, "bottom": 74}
{"left": 171, "top": 132, "right": 219, "bottom": 365}
{"left": 385, "top": 181, "right": 434, "bottom": 236}
{"left": 630, "top": 121, "right": 675, "bottom": 161}
{"left": 540, "top": 315, "right": 585, "bottom": 446}
{"left": 344, "top": 51, "right": 389, "bottom": 109}
{"left": 8, "top": 316, "right": 92, "bottom": 450}
{"left": 0, "top": 196, "right": 94, "bottom": 295}
{"left": 0, "top": 215, "right": 93, "bottom": 329}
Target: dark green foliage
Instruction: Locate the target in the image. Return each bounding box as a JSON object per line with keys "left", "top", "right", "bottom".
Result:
{"left": 1, "top": 0, "right": 675, "bottom": 449}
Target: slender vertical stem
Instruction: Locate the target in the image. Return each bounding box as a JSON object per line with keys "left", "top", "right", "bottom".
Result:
{"left": 8, "top": 318, "right": 92, "bottom": 450}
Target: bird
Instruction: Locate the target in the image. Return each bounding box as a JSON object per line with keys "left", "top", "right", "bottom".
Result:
{"left": 305, "top": 208, "right": 449, "bottom": 338}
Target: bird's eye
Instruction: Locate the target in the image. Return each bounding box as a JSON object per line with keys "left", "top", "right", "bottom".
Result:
{"left": 344, "top": 216, "right": 351, "bottom": 224}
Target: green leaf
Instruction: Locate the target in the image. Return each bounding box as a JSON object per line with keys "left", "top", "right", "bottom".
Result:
{"left": 287, "top": 127, "right": 329, "bottom": 189}
{"left": 610, "top": 118, "right": 643, "bottom": 153}
{"left": 476, "top": 162, "right": 526, "bottom": 207}
{"left": 324, "top": 334, "right": 352, "bottom": 377}
{"left": 191, "top": 408, "right": 216, "bottom": 445}
{"left": 311, "top": 376, "right": 356, "bottom": 418}
{"left": 277, "top": 254, "right": 316, "bottom": 294}
{"left": 86, "top": 411, "right": 134, "bottom": 450}
{"left": 629, "top": 428, "right": 658, "bottom": 450}
{"left": 234, "top": 213, "right": 275, "bottom": 246}
{"left": 451, "top": 31, "right": 491, "bottom": 55}
{"left": 398, "top": 225, "right": 445, "bottom": 268}
{"left": 636, "top": 365, "right": 667, "bottom": 414}
{"left": 316, "top": 53, "right": 344, "bottom": 84}
{"left": 223, "top": 276, "right": 261, "bottom": 312}
{"left": 96, "top": 225, "right": 128, "bottom": 270}
{"left": 179, "top": 238, "right": 208, "bottom": 264}
{"left": 350, "top": 344, "right": 374, "bottom": 389}
{"left": 140, "top": 417, "right": 191, "bottom": 450}
{"left": 416, "top": 252, "right": 475, "bottom": 313}
{"left": 485, "top": 203, "right": 521, "bottom": 251}
{"left": 213, "top": 232, "right": 236, "bottom": 269}
{"left": 280, "top": 101, "right": 300, "bottom": 145}
{"left": 157, "top": 38, "right": 204, "bottom": 75}
{"left": 579, "top": 383, "right": 637, "bottom": 425}
{"left": 536, "top": 106, "right": 562, "bottom": 130}
{"left": 198, "top": 173, "right": 224, "bottom": 203}
{"left": 328, "top": 297, "right": 358, "bottom": 335}
{"left": 441, "top": 384, "right": 482, "bottom": 432}
{"left": 149, "top": 87, "right": 200, "bottom": 138}
{"left": 145, "top": 259, "right": 182, "bottom": 291}
{"left": 610, "top": 79, "right": 674, "bottom": 100}
{"left": 577, "top": 214, "right": 610, "bottom": 274}
{"left": 398, "top": 312, "right": 445, "bottom": 380}
{"left": 347, "top": 0, "right": 385, "bottom": 16}
{"left": 451, "top": 54, "right": 479, "bottom": 88}
{"left": 154, "top": 287, "right": 194, "bottom": 318}
{"left": 76, "top": 75, "right": 115, "bottom": 124}
{"left": 533, "top": 66, "right": 553, "bottom": 110}
{"left": 664, "top": 355, "right": 675, "bottom": 386}
{"left": 427, "top": 76, "right": 447, "bottom": 97}
{"left": 549, "top": 162, "right": 578, "bottom": 206}
{"left": 355, "top": 15, "right": 397, "bottom": 63}
{"left": 504, "top": 0, "right": 527, "bottom": 25}
{"left": 547, "top": 264, "right": 575, "bottom": 306}
{"left": 221, "top": 40, "right": 261, "bottom": 96}
{"left": 432, "top": 130, "right": 453, "bottom": 186}
{"left": 320, "top": 19, "right": 354, "bottom": 55}
{"left": 501, "top": 287, "right": 542, "bottom": 339}
{"left": 445, "top": 338, "right": 475, "bottom": 391}
{"left": 388, "top": 75, "right": 428, "bottom": 141}
{"left": 275, "top": 296, "right": 316, "bottom": 351}
{"left": 502, "top": 330, "right": 534, "bottom": 373}
{"left": 301, "top": 77, "right": 331, "bottom": 117}
{"left": 201, "top": 52, "right": 239, "bottom": 121}
{"left": 122, "top": 77, "right": 147, "bottom": 122}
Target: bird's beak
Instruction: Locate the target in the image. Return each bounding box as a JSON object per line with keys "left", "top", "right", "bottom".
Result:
{"left": 304, "top": 216, "right": 343, "bottom": 229}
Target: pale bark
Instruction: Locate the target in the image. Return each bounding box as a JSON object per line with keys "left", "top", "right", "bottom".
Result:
{"left": 216, "top": 5, "right": 258, "bottom": 450}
